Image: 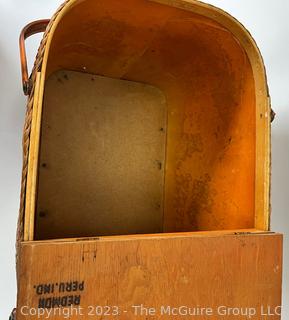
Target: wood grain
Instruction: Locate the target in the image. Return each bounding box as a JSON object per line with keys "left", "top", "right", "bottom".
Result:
{"left": 24, "top": 72, "right": 43, "bottom": 241}
{"left": 18, "top": 2, "right": 280, "bottom": 319}
{"left": 46, "top": 0, "right": 257, "bottom": 233}
{"left": 17, "top": 232, "right": 282, "bottom": 319}
{"left": 31, "top": 0, "right": 261, "bottom": 239}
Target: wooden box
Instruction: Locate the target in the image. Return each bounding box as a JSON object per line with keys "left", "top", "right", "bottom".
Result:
{"left": 16, "top": 0, "right": 282, "bottom": 319}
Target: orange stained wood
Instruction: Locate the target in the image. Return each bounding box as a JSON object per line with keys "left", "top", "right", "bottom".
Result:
{"left": 24, "top": 0, "right": 271, "bottom": 240}
{"left": 17, "top": 232, "right": 282, "bottom": 319}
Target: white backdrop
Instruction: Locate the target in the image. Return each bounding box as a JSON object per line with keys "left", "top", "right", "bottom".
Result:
{"left": 0, "top": 0, "right": 288, "bottom": 318}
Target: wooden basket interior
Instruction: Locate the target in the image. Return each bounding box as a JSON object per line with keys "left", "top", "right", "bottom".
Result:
{"left": 34, "top": 0, "right": 258, "bottom": 240}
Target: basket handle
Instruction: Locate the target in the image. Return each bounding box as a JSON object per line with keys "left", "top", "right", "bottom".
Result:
{"left": 19, "top": 19, "right": 50, "bottom": 95}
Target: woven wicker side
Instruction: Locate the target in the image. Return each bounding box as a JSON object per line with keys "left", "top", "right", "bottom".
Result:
{"left": 16, "top": 0, "right": 70, "bottom": 281}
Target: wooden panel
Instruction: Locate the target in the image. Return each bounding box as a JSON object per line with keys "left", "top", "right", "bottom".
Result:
{"left": 35, "top": 70, "right": 167, "bottom": 239}
{"left": 17, "top": 233, "right": 282, "bottom": 319}
{"left": 42, "top": 0, "right": 258, "bottom": 233}
{"left": 24, "top": 72, "right": 43, "bottom": 241}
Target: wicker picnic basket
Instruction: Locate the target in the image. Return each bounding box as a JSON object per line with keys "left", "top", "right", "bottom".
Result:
{"left": 15, "top": 0, "right": 282, "bottom": 318}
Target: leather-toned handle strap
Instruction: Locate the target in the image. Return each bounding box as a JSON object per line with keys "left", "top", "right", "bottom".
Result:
{"left": 19, "top": 19, "right": 50, "bottom": 95}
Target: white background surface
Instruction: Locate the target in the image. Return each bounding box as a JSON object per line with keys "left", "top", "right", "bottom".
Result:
{"left": 0, "top": 0, "right": 288, "bottom": 318}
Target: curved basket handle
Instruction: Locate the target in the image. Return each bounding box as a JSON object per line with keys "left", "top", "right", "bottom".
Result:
{"left": 19, "top": 19, "right": 50, "bottom": 95}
